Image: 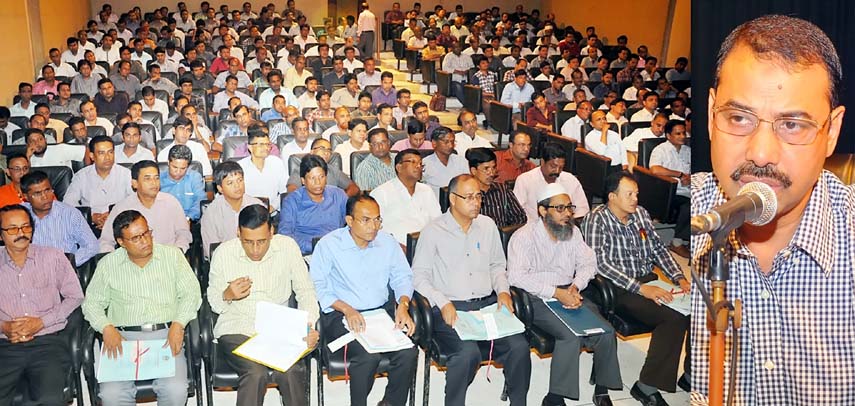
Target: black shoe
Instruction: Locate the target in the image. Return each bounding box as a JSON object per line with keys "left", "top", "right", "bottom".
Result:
{"left": 540, "top": 395, "right": 566, "bottom": 406}
{"left": 592, "top": 393, "right": 613, "bottom": 406}
{"left": 677, "top": 374, "right": 691, "bottom": 392}
{"left": 376, "top": 401, "right": 391, "bottom": 406}
{"left": 630, "top": 383, "right": 670, "bottom": 406}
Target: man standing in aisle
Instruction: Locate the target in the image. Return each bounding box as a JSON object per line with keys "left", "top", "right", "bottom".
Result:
{"left": 356, "top": 2, "right": 376, "bottom": 58}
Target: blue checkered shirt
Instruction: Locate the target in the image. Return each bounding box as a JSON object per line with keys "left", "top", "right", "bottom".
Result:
{"left": 690, "top": 171, "right": 855, "bottom": 405}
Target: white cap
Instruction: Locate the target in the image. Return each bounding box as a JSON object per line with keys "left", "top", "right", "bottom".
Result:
{"left": 537, "top": 183, "right": 568, "bottom": 203}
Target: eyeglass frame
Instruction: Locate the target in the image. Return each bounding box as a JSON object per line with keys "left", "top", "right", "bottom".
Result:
{"left": 122, "top": 228, "right": 153, "bottom": 244}
{"left": 451, "top": 191, "right": 483, "bottom": 203}
{"left": 545, "top": 204, "right": 576, "bottom": 213}
{"left": 1, "top": 224, "right": 33, "bottom": 235}
{"left": 710, "top": 105, "right": 832, "bottom": 145}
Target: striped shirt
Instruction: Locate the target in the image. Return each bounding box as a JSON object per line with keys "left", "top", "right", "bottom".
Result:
{"left": 480, "top": 182, "right": 527, "bottom": 228}
{"left": 690, "top": 171, "right": 855, "bottom": 405}
{"left": 200, "top": 194, "right": 264, "bottom": 259}
{"left": 63, "top": 164, "right": 134, "bottom": 214}
{"left": 507, "top": 220, "right": 597, "bottom": 299}
{"left": 208, "top": 235, "right": 319, "bottom": 338}
{"left": 0, "top": 245, "right": 84, "bottom": 338}
{"left": 354, "top": 154, "right": 396, "bottom": 191}
{"left": 81, "top": 244, "right": 201, "bottom": 333}
{"left": 99, "top": 193, "right": 193, "bottom": 253}
{"left": 580, "top": 204, "right": 684, "bottom": 294}
{"left": 26, "top": 201, "right": 99, "bottom": 266}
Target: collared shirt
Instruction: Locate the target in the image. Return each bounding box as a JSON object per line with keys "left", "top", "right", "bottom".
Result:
{"left": 606, "top": 112, "right": 628, "bottom": 127}
{"left": 156, "top": 140, "right": 213, "bottom": 176}
{"left": 622, "top": 128, "right": 660, "bottom": 153}
{"left": 311, "top": 227, "right": 413, "bottom": 313}
{"left": 239, "top": 156, "right": 288, "bottom": 211}
{"left": 481, "top": 182, "right": 527, "bottom": 228}
{"left": 114, "top": 146, "right": 155, "bottom": 164}
{"left": 472, "top": 70, "right": 498, "bottom": 96}
{"left": 278, "top": 186, "right": 347, "bottom": 254}
{"left": 259, "top": 87, "right": 300, "bottom": 110}
{"left": 585, "top": 129, "right": 628, "bottom": 167}
{"left": 283, "top": 68, "right": 313, "bottom": 89}
{"left": 356, "top": 9, "right": 377, "bottom": 34}
{"left": 441, "top": 52, "right": 475, "bottom": 83}
{"left": 543, "top": 87, "right": 567, "bottom": 106}
{"left": 690, "top": 171, "right": 855, "bottom": 405}
{"left": 30, "top": 144, "right": 85, "bottom": 169}
{"left": 64, "top": 164, "right": 133, "bottom": 213}
{"left": 160, "top": 171, "right": 206, "bottom": 220}
{"left": 50, "top": 98, "right": 81, "bottom": 115}
{"left": 82, "top": 244, "right": 201, "bottom": 333}
{"left": 331, "top": 88, "right": 360, "bottom": 108}
{"left": 307, "top": 108, "right": 335, "bottom": 130}
{"left": 390, "top": 138, "right": 431, "bottom": 151}
{"left": 422, "top": 153, "right": 469, "bottom": 195}
{"left": 560, "top": 115, "right": 586, "bottom": 142}
{"left": 371, "top": 87, "right": 397, "bottom": 107}
{"left": 200, "top": 194, "right": 264, "bottom": 259}
{"left": 33, "top": 80, "right": 59, "bottom": 96}
{"left": 26, "top": 201, "right": 99, "bottom": 266}
{"left": 507, "top": 220, "right": 597, "bottom": 299}
{"left": 665, "top": 69, "right": 690, "bottom": 82}
{"left": 142, "top": 98, "right": 170, "bottom": 124}
{"left": 94, "top": 92, "right": 130, "bottom": 115}
{"left": 561, "top": 83, "right": 594, "bottom": 100}
{"left": 412, "top": 212, "right": 508, "bottom": 308}
{"left": 0, "top": 245, "right": 84, "bottom": 338}
{"left": 370, "top": 177, "right": 441, "bottom": 244}
{"left": 212, "top": 90, "right": 259, "bottom": 112}
{"left": 501, "top": 82, "right": 536, "bottom": 114}
{"left": 343, "top": 58, "right": 364, "bottom": 73}
{"left": 494, "top": 149, "right": 535, "bottom": 184}
{"left": 0, "top": 184, "right": 23, "bottom": 208}
{"left": 214, "top": 71, "right": 253, "bottom": 89}
{"left": 357, "top": 71, "right": 381, "bottom": 88}
{"left": 630, "top": 108, "right": 656, "bottom": 122}
{"left": 10, "top": 102, "right": 35, "bottom": 118}
{"left": 392, "top": 106, "right": 413, "bottom": 129}
{"left": 99, "top": 192, "right": 193, "bottom": 253}
{"left": 580, "top": 204, "right": 684, "bottom": 295}
{"left": 141, "top": 77, "right": 179, "bottom": 95}
{"left": 208, "top": 235, "right": 319, "bottom": 338}
{"left": 334, "top": 141, "right": 370, "bottom": 176}
{"left": 109, "top": 74, "right": 141, "bottom": 98}
{"left": 514, "top": 167, "right": 589, "bottom": 222}
{"left": 649, "top": 142, "right": 690, "bottom": 197}
{"left": 526, "top": 105, "right": 555, "bottom": 128}
{"left": 354, "top": 154, "right": 396, "bottom": 191}
{"left": 281, "top": 140, "right": 312, "bottom": 164}
{"left": 454, "top": 131, "right": 493, "bottom": 155}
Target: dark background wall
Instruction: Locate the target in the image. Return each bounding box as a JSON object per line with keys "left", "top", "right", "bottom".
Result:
{"left": 691, "top": 0, "right": 854, "bottom": 172}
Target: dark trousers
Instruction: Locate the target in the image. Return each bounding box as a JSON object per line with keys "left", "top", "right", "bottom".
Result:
{"left": 0, "top": 333, "right": 70, "bottom": 406}
{"left": 321, "top": 302, "right": 418, "bottom": 406}
{"left": 357, "top": 31, "right": 375, "bottom": 58}
{"left": 218, "top": 334, "right": 308, "bottom": 406}
{"left": 431, "top": 295, "right": 531, "bottom": 406}
{"left": 673, "top": 195, "right": 690, "bottom": 241}
{"left": 612, "top": 286, "right": 690, "bottom": 392}
{"left": 450, "top": 81, "right": 465, "bottom": 104}
{"left": 529, "top": 296, "right": 623, "bottom": 400}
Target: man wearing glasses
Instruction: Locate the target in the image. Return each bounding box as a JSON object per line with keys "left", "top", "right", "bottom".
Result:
{"left": 691, "top": 15, "right": 854, "bottom": 405}
{"left": 413, "top": 174, "right": 532, "bottom": 406}
{"left": 83, "top": 209, "right": 201, "bottom": 406}
{"left": 310, "top": 193, "right": 418, "bottom": 406}
{"left": 286, "top": 138, "right": 359, "bottom": 196}
{"left": 0, "top": 153, "right": 30, "bottom": 208}
{"left": 238, "top": 130, "right": 288, "bottom": 213}
{"left": 156, "top": 116, "right": 213, "bottom": 177}
{"left": 508, "top": 183, "right": 622, "bottom": 406}
{"left": 0, "top": 204, "right": 84, "bottom": 405}
{"left": 465, "top": 148, "right": 526, "bottom": 228}
{"left": 354, "top": 129, "right": 396, "bottom": 191}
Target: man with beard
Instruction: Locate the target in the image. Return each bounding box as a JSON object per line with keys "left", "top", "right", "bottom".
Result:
{"left": 508, "top": 183, "right": 621, "bottom": 406}
{"left": 25, "top": 129, "right": 85, "bottom": 169}
{"left": 582, "top": 171, "right": 689, "bottom": 404}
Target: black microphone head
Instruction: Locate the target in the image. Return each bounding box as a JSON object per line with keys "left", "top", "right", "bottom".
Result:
{"left": 737, "top": 182, "right": 777, "bottom": 226}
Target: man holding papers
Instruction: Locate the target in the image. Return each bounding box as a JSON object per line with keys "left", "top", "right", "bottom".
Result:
{"left": 0, "top": 204, "right": 84, "bottom": 405}
{"left": 82, "top": 210, "right": 202, "bottom": 406}
{"left": 412, "top": 174, "right": 532, "bottom": 406}
{"left": 507, "top": 184, "right": 622, "bottom": 406}
{"left": 208, "top": 204, "right": 319, "bottom": 406}
{"left": 310, "top": 193, "right": 417, "bottom": 406}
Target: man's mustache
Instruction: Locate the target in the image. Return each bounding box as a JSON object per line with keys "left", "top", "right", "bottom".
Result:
{"left": 14, "top": 236, "right": 29, "bottom": 242}
{"left": 729, "top": 162, "right": 793, "bottom": 188}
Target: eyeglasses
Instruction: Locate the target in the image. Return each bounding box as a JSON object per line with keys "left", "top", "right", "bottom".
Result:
{"left": 354, "top": 216, "right": 382, "bottom": 225}
{"left": 369, "top": 140, "right": 390, "bottom": 147}
{"left": 452, "top": 192, "right": 483, "bottom": 202}
{"left": 8, "top": 166, "right": 29, "bottom": 173}
{"left": 1, "top": 224, "right": 33, "bottom": 235}
{"left": 123, "top": 229, "right": 152, "bottom": 244}
{"left": 545, "top": 204, "right": 576, "bottom": 213}
{"left": 712, "top": 106, "right": 830, "bottom": 146}
{"left": 28, "top": 188, "right": 54, "bottom": 199}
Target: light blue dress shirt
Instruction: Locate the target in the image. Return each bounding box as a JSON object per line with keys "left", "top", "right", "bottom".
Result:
{"left": 25, "top": 201, "right": 99, "bottom": 266}
{"left": 278, "top": 186, "right": 347, "bottom": 254}
{"left": 500, "top": 82, "right": 535, "bottom": 113}
{"left": 159, "top": 170, "right": 206, "bottom": 220}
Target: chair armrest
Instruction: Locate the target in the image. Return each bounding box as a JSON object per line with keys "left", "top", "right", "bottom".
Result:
{"left": 80, "top": 326, "right": 99, "bottom": 402}
{"left": 508, "top": 286, "right": 531, "bottom": 327}
{"left": 587, "top": 275, "right": 617, "bottom": 316}
{"left": 407, "top": 297, "right": 422, "bottom": 344}
{"left": 411, "top": 292, "right": 433, "bottom": 350}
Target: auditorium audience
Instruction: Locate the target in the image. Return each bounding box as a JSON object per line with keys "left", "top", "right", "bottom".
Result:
{"left": 354, "top": 128, "right": 396, "bottom": 190}
{"left": 466, "top": 148, "right": 527, "bottom": 228}
{"left": 201, "top": 162, "right": 264, "bottom": 259}
{"left": 159, "top": 145, "right": 205, "bottom": 221}
{"left": 514, "top": 142, "right": 589, "bottom": 222}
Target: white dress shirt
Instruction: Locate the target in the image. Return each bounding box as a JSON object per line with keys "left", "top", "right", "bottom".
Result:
{"left": 649, "top": 142, "right": 691, "bottom": 197}
{"left": 621, "top": 128, "right": 659, "bottom": 153}
{"left": 238, "top": 155, "right": 288, "bottom": 211}
{"left": 422, "top": 153, "right": 469, "bottom": 196}
{"left": 584, "top": 129, "right": 628, "bottom": 166}
{"left": 370, "top": 177, "right": 442, "bottom": 244}
{"left": 513, "top": 167, "right": 589, "bottom": 222}
{"left": 559, "top": 115, "right": 586, "bottom": 142}
{"left": 156, "top": 140, "right": 213, "bottom": 176}
{"left": 454, "top": 132, "right": 493, "bottom": 155}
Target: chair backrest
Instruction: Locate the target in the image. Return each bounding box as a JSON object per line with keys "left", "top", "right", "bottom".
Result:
{"left": 9, "top": 117, "right": 28, "bottom": 129}
{"left": 69, "top": 93, "right": 90, "bottom": 104}
{"left": 313, "top": 118, "right": 337, "bottom": 134}
{"left": 221, "top": 136, "right": 248, "bottom": 161}
{"left": 638, "top": 137, "right": 667, "bottom": 168}
{"left": 488, "top": 101, "right": 514, "bottom": 145}
{"left": 388, "top": 130, "right": 407, "bottom": 146}
{"left": 361, "top": 116, "right": 379, "bottom": 130}
{"left": 574, "top": 147, "right": 611, "bottom": 204}
{"left": 498, "top": 223, "right": 523, "bottom": 257}
{"left": 553, "top": 109, "right": 576, "bottom": 133}
{"left": 515, "top": 122, "right": 545, "bottom": 160}
{"left": 494, "top": 81, "right": 508, "bottom": 101}
{"left": 329, "top": 133, "right": 350, "bottom": 151}
{"left": 462, "top": 84, "right": 482, "bottom": 114}
{"left": 634, "top": 166, "right": 677, "bottom": 223}
{"left": 405, "top": 232, "right": 419, "bottom": 265}
{"left": 436, "top": 70, "right": 452, "bottom": 97}
{"left": 156, "top": 160, "right": 204, "bottom": 178}
{"left": 39, "top": 166, "right": 74, "bottom": 201}
{"left": 531, "top": 80, "right": 550, "bottom": 94}
{"left": 350, "top": 150, "right": 372, "bottom": 177}
{"left": 438, "top": 186, "right": 450, "bottom": 213}
{"left": 545, "top": 133, "right": 577, "bottom": 173}
{"left": 86, "top": 126, "right": 107, "bottom": 139}
{"left": 623, "top": 120, "right": 652, "bottom": 139}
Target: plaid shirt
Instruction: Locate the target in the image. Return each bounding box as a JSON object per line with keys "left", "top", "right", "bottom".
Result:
{"left": 580, "top": 204, "right": 685, "bottom": 294}
{"left": 689, "top": 171, "right": 855, "bottom": 405}
{"left": 307, "top": 107, "right": 335, "bottom": 129}
{"left": 480, "top": 182, "right": 527, "bottom": 228}
{"left": 473, "top": 70, "right": 498, "bottom": 96}
{"left": 616, "top": 66, "right": 639, "bottom": 83}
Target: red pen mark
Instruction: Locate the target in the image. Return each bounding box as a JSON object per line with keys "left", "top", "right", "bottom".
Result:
{"left": 639, "top": 228, "right": 648, "bottom": 242}
{"left": 133, "top": 341, "right": 150, "bottom": 380}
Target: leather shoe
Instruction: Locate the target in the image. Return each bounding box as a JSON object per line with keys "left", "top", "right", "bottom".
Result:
{"left": 630, "top": 383, "right": 670, "bottom": 406}
{"left": 592, "top": 393, "right": 613, "bottom": 406}
{"left": 377, "top": 401, "right": 391, "bottom": 406}
{"left": 540, "top": 395, "right": 566, "bottom": 406}
{"left": 669, "top": 244, "right": 690, "bottom": 258}
{"left": 677, "top": 374, "right": 691, "bottom": 392}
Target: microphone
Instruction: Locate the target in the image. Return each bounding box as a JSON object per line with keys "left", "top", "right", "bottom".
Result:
{"left": 691, "top": 181, "right": 778, "bottom": 235}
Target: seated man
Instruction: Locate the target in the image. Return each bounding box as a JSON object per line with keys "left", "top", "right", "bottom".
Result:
{"left": 23, "top": 171, "right": 99, "bottom": 266}
{"left": 208, "top": 204, "right": 319, "bottom": 406}
{"left": 526, "top": 91, "right": 556, "bottom": 131}
{"left": 412, "top": 174, "right": 532, "bottom": 406}
{"left": 648, "top": 120, "right": 691, "bottom": 258}
{"left": 201, "top": 162, "right": 264, "bottom": 259}
{"left": 238, "top": 130, "right": 288, "bottom": 213}
{"left": 370, "top": 149, "right": 441, "bottom": 245}
{"left": 160, "top": 145, "right": 205, "bottom": 221}
{"left": 156, "top": 116, "right": 213, "bottom": 177}
{"left": 581, "top": 172, "right": 690, "bottom": 404}
{"left": 495, "top": 132, "right": 536, "bottom": 184}
{"left": 279, "top": 155, "right": 347, "bottom": 254}
{"left": 330, "top": 74, "right": 360, "bottom": 108}
{"left": 559, "top": 100, "right": 592, "bottom": 142}
{"left": 454, "top": 111, "right": 492, "bottom": 155}
{"left": 412, "top": 101, "right": 438, "bottom": 141}
{"left": 310, "top": 194, "right": 418, "bottom": 406}
{"left": 320, "top": 107, "right": 351, "bottom": 141}
{"left": 630, "top": 92, "right": 659, "bottom": 123}
{"left": 622, "top": 113, "right": 668, "bottom": 163}
{"left": 93, "top": 78, "right": 130, "bottom": 115}
{"left": 0, "top": 204, "right": 84, "bottom": 406}
{"left": 333, "top": 118, "right": 370, "bottom": 177}
{"left": 0, "top": 153, "right": 29, "bottom": 208}
{"left": 391, "top": 119, "right": 430, "bottom": 151}
{"left": 82, "top": 209, "right": 202, "bottom": 406}
{"left": 286, "top": 138, "right": 359, "bottom": 196}
{"left": 465, "top": 148, "right": 526, "bottom": 228}
{"left": 25, "top": 129, "right": 86, "bottom": 169}
{"left": 584, "top": 110, "right": 628, "bottom": 172}
{"left": 99, "top": 161, "right": 193, "bottom": 253}
{"left": 64, "top": 136, "right": 134, "bottom": 230}
{"left": 114, "top": 122, "right": 155, "bottom": 164}
{"left": 514, "top": 142, "right": 589, "bottom": 222}
{"left": 501, "top": 70, "right": 535, "bottom": 121}
{"left": 281, "top": 117, "right": 313, "bottom": 163}
{"left": 422, "top": 127, "right": 469, "bottom": 195}
{"left": 507, "top": 183, "right": 622, "bottom": 406}
{"left": 354, "top": 128, "right": 396, "bottom": 191}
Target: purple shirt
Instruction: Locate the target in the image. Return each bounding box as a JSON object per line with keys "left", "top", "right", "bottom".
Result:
{"left": 0, "top": 245, "right": 84, "bottom": 338}
{"left": 371, "top": 86, "right": 397, "bottom": 108}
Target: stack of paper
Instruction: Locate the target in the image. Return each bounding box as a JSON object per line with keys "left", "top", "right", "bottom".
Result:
{"left": 233, "top": 302, "right": 312, "bottom": 372}
{"left": 543, "top": 299, "right": 614, "bottom": 336}
{"left": 343, "top": 309, "right": 413, "bottom": 354}
{"left": 454, "top": 304, "right": 525, "bottom": 341}
{"left": 645, "top": 279, "right": 691, "bottom": 315}
{"left": 97, "top": 339, "right": 176, "bottom": 383}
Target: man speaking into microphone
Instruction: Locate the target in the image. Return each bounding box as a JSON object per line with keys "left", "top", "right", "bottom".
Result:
{"left": 691, "top": 14, "right": 853, "bottom": 405}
